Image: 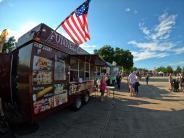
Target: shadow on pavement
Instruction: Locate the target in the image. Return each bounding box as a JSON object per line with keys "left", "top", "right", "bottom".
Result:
{"left": 15, "top": 80, "right": 184, "bottom": 138}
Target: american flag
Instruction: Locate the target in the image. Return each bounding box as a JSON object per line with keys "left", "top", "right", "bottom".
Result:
{"left": 61, "top": 0, "right": 90, "bottom": 45}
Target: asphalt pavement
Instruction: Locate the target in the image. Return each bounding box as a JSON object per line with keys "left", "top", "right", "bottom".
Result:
{"left": 16, "top": 78, "right": 184, "bottom": 138}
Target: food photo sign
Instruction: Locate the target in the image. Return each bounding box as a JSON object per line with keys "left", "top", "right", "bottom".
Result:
{"left": 32, "top": 51, "right": 68, "bottom": 115}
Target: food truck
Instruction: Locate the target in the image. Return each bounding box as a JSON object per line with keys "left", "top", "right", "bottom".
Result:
{"left": 0, "top": 23, "right": 107, "bottom": 125}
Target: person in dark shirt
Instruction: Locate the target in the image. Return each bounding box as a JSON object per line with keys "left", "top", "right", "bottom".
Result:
{"left": 145, "top": 74, "right": 149, "bottom": 85}
{"left": 116, "top": 73, "right": 122, "bottom": 90}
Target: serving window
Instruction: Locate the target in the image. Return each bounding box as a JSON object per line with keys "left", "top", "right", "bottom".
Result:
{"left": 79, "top": 59, "right": 84, "bottom": 80}
{"left": 70, "top": 57, "right": 78, "bottom": 70}
{"left": 90, "top": 64, "right": 95, "bottom": 80}
{"left": 84, "top": 62, "right": 90, "bottom": 80}
{"left": 70, "top": 57, "right": 78, "bottom": 82}
{"left": 54, "top": 60, "right": 66, "bottom": 81}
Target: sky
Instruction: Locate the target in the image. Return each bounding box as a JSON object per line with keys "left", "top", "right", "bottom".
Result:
{"left": 0, "top": 0, "right": 184, "bottom": 69}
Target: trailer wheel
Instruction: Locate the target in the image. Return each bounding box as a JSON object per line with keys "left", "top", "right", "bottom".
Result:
{"left": 83, "top": 92, "right": 90, "bottom": 104}
{"left": 73, "top": 97, "right": 82, "bottom": 111}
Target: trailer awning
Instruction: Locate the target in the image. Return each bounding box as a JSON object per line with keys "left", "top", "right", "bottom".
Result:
{"left": 70, "top": 54, "right": 108, "bottom": 66}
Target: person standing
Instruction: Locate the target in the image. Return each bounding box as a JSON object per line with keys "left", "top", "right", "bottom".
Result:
{"left": 99, "top": 75, "right": 107, "bottom": 101}
{"left": 181, "top": 74, "right": 184, "bottom": 92}
{"left": 116, "top": 73, "right": 122, "bottom": 90}
{"left": 128, "top": 71, "right": 136, "bottom": 96}
{"left": 179, "top": 73, "right": 183, "bottom": 91}
{"left": 134, "top": 75, "right": 140, "bottom": 96}
{"left": 145, "top": 74, "right": 149, "bottom": 85}
{"left": 168, "top": 73, "right": 173, "bottom": 91}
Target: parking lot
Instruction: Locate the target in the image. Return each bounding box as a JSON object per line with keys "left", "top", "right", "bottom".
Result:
{"left": 17, "top": 77, "right": 184, "bottom": 138}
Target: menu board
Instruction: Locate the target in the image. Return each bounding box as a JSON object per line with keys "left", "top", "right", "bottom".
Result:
{"left": 69, "top": 84, "right": 78, "bottom": 95}
{"left": 33, "top": 56, "right": 52, "bottom": 71}
{"left": 32, "top": 56, "right": 52, "bottom": 85}
{"left": 54, "top": 84, "right": 67, "bottom": 94}
{"left": 53, "top": 93, "right": 68, "bottom": 107}
{"left": 54, "top": 84, "right": 68, "bottom": 105}
{"left": 32, "top": 53, "right": 68, "bottom": 115}
{"left": 32, "top": 86, "right": 54, "bottom": 101}
{"left": 32, "top": 71, "right": 52, "bottom": 85}
{"left": 32, "top": 55, "right": 53, "bottom": 114}
{"left": 33, "top": 97, "right": 54, "bottom": 115}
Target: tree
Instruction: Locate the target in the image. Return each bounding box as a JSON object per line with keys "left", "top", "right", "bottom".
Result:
{"left": 94, "top": 45, "right": 134, "bottom": 72}
{"left": 114, "top": 47, "right": 123, "bottom": 66}
{"left": 0, "top": 29, "right": 9, "bottom": 53}
{"left": 175, "top": 66, "right": 182, "bottom": 74}
{"left": 94, "top": 45, "right": 114, "bottom": 63}
{"left": 120, "top": 50, "right": 133, "bottom": 72}
{"left": 94, "top": 49, "right": 98, "bottom": 54}
{"left": 156, "top": 66, "right": 167, "bottom": 73}
{"left": 166, "top": 66, "right": 173, "bottom": 73}
{"left": 3, "top": 36, "right": 16, "bottom": 53}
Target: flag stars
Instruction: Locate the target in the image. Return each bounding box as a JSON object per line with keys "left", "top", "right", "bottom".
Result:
{"left": 76, "top": 3, "right": 88, "bottom": 16}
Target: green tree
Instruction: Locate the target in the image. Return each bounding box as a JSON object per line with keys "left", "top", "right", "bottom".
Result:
{"left": 120, "top": 50, "right": 133, "bottom": 72}
{"left": 3, "top": 36, "right": 16, "bottom": 53}
{"left": 97, "top": 45, "right": 114, "bottom": 63}
{"left": 175, "top": 66, "right": 182, "bottom": 74}
{"left": 156, "top": 66, "right": 167, "bottom": 73}
{"left": 94, "top": 49, "right": 98, "bottom": 54}
{"left": 166, "top": 66, "right": 173, "bottom": 73}
{"left": 114, "top": 48, "right": 124, "bottom": 66}
{"left": 94, "top": 45, "right": 134, "bottom": 72}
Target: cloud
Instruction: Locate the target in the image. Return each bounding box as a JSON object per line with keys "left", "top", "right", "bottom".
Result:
{"left": 128, "top": 41, "right": 174, "bottom": 52}
{"left": 139, "top": 23, "right": 150, "bottom": 36}
{"left": 80, "top": 44, "right": 96, "bottom": 48}
{"left": 128, "top": 12, "right": 178, "bottom": 61}
{"left": 80, "top": 43, "right": 97, "bottom": 54}
{"left": 125, "top": 8, "right": 131, "bottom": 12}
{"left": 132, "top": 50, "right": 168, "bottom": 61}
{"left": 153, "top": 13, "right": 176, "bottom": 40}
{"left": 139, "top": 12, "right": 177, "bottom": 41}
{"left": 174, "top": 47, "right": 184, "bottom": 54}
{"left": 125, "top": 8, "right": 138, "bottom": 15}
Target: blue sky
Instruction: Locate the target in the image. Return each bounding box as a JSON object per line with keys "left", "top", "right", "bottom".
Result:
{"left": 0, "top": 0, "right": 184, "bottom": 69}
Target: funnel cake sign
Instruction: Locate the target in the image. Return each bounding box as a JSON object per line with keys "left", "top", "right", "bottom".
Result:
{"left": 40, "top": 24, "right": 88, "bottom": 55}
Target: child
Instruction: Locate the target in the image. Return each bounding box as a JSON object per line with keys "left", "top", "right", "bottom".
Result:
{"left": 99, "top": 75, "right": 107, "bottom": 101}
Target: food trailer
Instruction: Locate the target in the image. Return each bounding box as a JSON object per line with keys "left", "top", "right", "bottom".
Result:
{"left": 0, "top": 23, "right": 107, "bottom": 125}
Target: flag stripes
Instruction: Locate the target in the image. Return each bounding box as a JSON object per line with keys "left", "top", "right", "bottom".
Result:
{"left": 61, "top": 0, "right": 90, "bottom": 45}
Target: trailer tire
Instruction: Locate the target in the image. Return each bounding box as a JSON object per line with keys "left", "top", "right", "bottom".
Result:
{"left": 73, "top": 96, "right": 82, "bottom": 111}
{"left": 83, "top": 92, "right": 90, "bottom": 104}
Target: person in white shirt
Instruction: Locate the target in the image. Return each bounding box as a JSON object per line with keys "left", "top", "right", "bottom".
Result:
{"left": 168, "top": 73, "right": 173, "bottom": 91}
{"left": 128, "top": 71, "right": 136, "bottom": 96}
